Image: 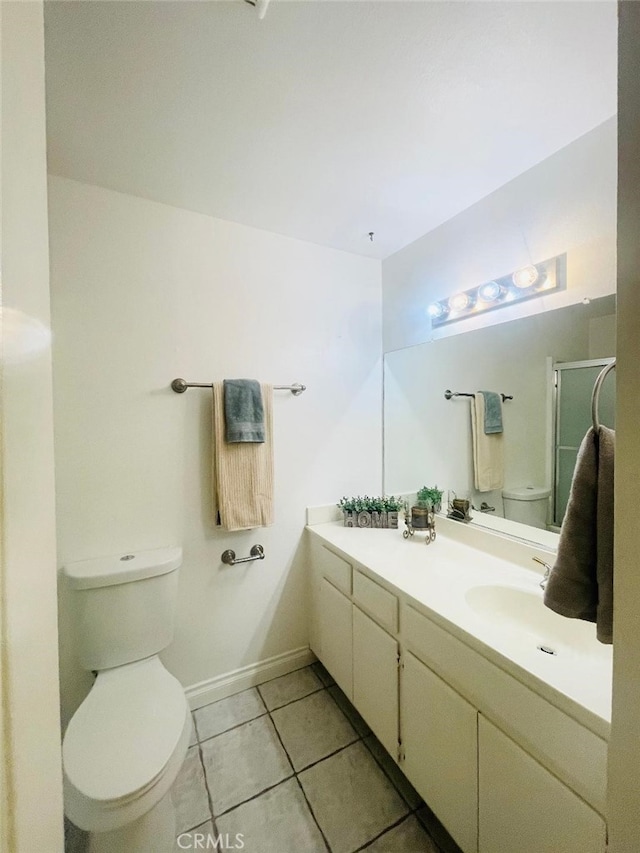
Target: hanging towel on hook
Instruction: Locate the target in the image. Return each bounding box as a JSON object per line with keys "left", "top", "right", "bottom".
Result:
{"left": 212, "top": 382, "right": 274, "bottom": 531}
{"left": 544, "top": 425, "right": 614, "bottom": 644}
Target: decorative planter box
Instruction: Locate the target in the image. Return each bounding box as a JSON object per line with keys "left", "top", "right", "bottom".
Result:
{"left": 343, "top": 510, "right": 399, "bottom": 529}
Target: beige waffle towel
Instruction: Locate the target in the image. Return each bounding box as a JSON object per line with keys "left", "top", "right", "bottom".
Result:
{"left": 471, "top": 393, "right": 504, "bottom": 492}
{"left": 212, "top": 382, "right": 274, "bottom": 531}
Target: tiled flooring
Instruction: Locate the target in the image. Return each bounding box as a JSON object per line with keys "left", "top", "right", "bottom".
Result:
{"left": 173, "top": 662, "right": 463, "bottom": 853}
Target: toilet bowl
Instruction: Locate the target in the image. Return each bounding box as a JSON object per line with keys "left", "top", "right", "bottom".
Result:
{"left": 62, "top": 547, "right": 189, "bottom": 853}
{"left": 502, "top": 486, "right": 551, "bottom": 529}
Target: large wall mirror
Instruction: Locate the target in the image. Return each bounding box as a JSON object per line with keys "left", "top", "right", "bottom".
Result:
{"left": 384, "top": 293, "right": 616, "bottom": 546}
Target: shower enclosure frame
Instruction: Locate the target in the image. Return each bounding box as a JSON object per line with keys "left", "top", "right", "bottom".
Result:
{"left": 552, "top": 356, "right": 615, "bottom": 528}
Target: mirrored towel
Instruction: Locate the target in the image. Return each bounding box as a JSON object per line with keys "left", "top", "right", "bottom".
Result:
{"left": 479, "top": 390, "right": 503, "bottom": 435}
{"left": 471, "top": 393, "right": 504, "bottom": 492}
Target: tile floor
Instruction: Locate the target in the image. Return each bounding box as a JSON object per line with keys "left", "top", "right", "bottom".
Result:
{"left": 172, "top": 662, "right": 463, "bottom": 853}
{"left": 65, "top": 662, "right": 463, "bottom": 853}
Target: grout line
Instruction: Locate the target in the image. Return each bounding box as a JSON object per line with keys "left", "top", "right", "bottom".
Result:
{"left": 292, "top": 774, "right": 332, "bottom": 853}
{"left": 258, "top": 683, "right": 327, "bottom": 713}
{"left": 351, "top": 813, "right": 415, "bottom": 853}
{"left": 266, "top": 683, "right": 334, "bottom": 851}
{"left": 196, "top": 739, "right": 218, "bottom": 837}
{"left": 293, "top": 736, "right": 362, "bottom": 774}
{"left": 213, "top": 772, "right": 297, "bottom": 819}
{"left": 265, "top": 701, "right": 299, "bottom": 776}
{"left": 257, "top": 662, "right": 318, "bottom": 689}
{"left": 195, "top": 709, "right": 269, "bottom": 745}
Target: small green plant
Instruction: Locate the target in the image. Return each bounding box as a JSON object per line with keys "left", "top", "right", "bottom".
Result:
{"left": 416, "top": 485, "right": 443, "bottom": 509}
{"left": 337, "top": 495, "right": 405, "bottom": 513}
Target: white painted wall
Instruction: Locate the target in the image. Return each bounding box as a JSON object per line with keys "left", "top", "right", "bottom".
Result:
{"left": 1, "top": 3, "right": 64, "bottom": 850}
{"left": 382, "top": 119, "right": 617, "bottom": 353}
{"left": 48, "top": 177, "right": 382, "bottom": 724}
{"left": 384, "top": 300, "right": 614, "bottom": 511}
{"left": 608, "top": 4, "right": 640, "bottom": 850}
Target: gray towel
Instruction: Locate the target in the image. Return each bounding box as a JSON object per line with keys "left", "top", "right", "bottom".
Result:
{"left": 543, "top": 426, "right": 614, "bottom": 644}
{"left": 479, "top": 391, "right": 503, "bottom": 434}
{"left": 223, "top": 379, "right": 265, "bottom": 443}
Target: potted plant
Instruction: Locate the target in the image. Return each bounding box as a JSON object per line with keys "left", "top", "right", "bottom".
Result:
{"left": 337, "top": 495, "right": 405, "bottom": 529}
{"left": 412, "top": 485, "right": 443, "bottom": 528}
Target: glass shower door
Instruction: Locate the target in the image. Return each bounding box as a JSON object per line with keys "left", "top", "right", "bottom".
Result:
{"left": 554, "top": 359, "right": 615, "bottom": 526}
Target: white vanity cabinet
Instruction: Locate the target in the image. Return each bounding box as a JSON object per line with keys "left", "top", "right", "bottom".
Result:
{"left": 307, "top": 529, "right": 608, "bottom": 853}
{"left": 402, "top": 652, "right": 478, "bottom": 853}
{"left": 478, "top": 715, "right": 606, "bottom": 853}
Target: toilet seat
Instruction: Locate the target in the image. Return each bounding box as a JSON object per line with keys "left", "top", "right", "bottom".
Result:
{"left": 63, "top": 656, "right": 189, "bottom": 831}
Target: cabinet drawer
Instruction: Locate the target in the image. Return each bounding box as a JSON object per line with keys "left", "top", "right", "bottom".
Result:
{"left": 318, "top": 545, "right": 352, "bottom": 594}
{"left": 404, "top": 603, "right": 607, "bottom": 815}
{"left": 353, "top": 570, "right": 398, "bottom": 633}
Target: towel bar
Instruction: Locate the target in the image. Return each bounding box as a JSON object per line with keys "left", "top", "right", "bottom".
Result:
{"left": 591, "top": 360, "right": 616, "bottom": 431}
{"left": 221, "top": 544, "right": 265, "bottom": 566}
{"left": 172, "top": 378, "right": 305, "bottom": 395}
{"left": 445, "top": 389, "right": 513, "bottom": 402}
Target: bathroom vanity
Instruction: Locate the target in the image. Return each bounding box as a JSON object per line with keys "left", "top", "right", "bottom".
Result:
{"left": 307, "top": 516, "right": 610, "bottom": 853}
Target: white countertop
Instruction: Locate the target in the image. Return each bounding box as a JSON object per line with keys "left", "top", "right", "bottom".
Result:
{"left": 307, "top": 516, "right": 612, "bottom": 739}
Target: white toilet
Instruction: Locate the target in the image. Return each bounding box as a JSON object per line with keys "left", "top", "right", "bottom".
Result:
{"left": 502, "top": 486, "right": 551, "bottom": 529}
{"left": 62, "top": 547, "right": 190, "bottom": 853}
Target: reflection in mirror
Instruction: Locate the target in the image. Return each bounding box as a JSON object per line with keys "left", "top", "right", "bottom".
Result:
{"left": 384, "top": 294, "right": 616, "bottom": 546}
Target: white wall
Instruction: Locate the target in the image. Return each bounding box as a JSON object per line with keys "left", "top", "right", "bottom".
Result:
{"left": 608, "top": 4, "right": 640, "bottom": 850}
{"left": 48, "top": 176, "right": 382, "bottom": 724}
{"left": 382, "top": 119, "right": 617, "bottom": 353}
{"left": 1, "top": 3, "right": 64, "bottom": 851}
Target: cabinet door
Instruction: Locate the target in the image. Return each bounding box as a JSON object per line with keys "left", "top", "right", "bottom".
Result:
{"left": 318, "top": 578, "right": 353, "bottom": 700}
{"left": 402, "top": 652, "right": 478, "bottom": 853}
{"left": 352, "top": 605, "right": 399, "bottom": 756}
{"left": 478, "top": 715, "right": 606, "bottom": 853}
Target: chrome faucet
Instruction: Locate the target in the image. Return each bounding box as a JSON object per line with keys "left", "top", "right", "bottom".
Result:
{"left": 532, "top": 556, "right": 552, "bottom": 590}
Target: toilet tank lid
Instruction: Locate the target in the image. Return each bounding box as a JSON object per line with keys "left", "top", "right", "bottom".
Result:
{"left": 502, "top": 486, "right": 551, "bottom": 501}
{"left": 64, "top": 546, "right": 183, "bottom": 590}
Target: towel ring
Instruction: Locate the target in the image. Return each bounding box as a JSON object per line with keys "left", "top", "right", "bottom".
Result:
{"left": 591, "top": 360, "right": 616, "bottom": 432}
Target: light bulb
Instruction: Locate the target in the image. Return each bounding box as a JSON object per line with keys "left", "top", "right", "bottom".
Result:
{"left": 512, "top": 265, "right": 540, "bottom": 289}
{"left": 449, "top": 292, "right": 471, "bottom": 312}
{"left": 428, "top": 302, "right": 447, "bottom": 319}
{"left": 478, "top": 281, "right": 503, "bottom": 303}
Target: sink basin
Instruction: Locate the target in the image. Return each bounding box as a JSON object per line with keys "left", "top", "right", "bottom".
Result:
{"left": 465, "top": 584, "right": 607, "bottom": 657}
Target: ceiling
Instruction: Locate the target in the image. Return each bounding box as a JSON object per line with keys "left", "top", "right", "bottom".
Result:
{"left": 43, "top": 1, "right": 617, "bottom": 259}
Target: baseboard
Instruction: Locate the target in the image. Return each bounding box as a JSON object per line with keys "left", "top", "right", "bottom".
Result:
{"left": 185, "top": 646, "right": 317, "bottom": 710}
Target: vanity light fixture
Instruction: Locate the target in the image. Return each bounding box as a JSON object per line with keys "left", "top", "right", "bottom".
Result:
{"left": 427, "top": 253, "right": 566, "bottom": 327}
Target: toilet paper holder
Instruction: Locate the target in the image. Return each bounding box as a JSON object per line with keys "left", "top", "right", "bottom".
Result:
{"left": 221, "top": 544, "right": 265, "bottom": 566}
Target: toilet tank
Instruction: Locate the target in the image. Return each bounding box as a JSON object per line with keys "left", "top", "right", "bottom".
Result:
{"left": 63, "top": 547, "right": 183, "bottom": 671}
{"left": 502, "top": 487, "right": 550, "bottom": 530}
